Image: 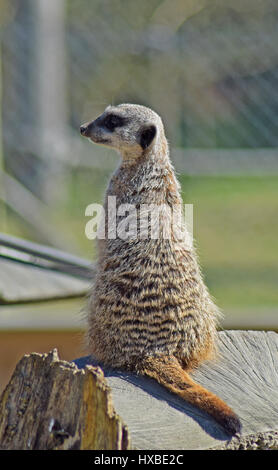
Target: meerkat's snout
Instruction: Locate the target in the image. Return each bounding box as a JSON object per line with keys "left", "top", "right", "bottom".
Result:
{"left": 80, "top": 118, "right": 110, "bottom": 145}
{"left": 80, "top": 121, "right": 95, "bottom": 138}
{"left": 80, "top": 124, "right": 88, "bottom": 136}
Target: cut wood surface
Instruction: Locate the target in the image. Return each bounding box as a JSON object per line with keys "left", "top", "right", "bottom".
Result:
{"left": 74, "top": 330, "right": 278, "bottom": 450}
{"left": 0, "top": 330, "right": 277, "bottom": 450}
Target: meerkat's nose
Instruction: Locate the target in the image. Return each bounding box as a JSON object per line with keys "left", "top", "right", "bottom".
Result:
{"left": 80, "top": 124, "right": 88, "bottom": 136}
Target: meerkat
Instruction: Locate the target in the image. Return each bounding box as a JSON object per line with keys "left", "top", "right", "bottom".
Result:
{"left": 80, "top": 104, "right": 241, "bottom": 436}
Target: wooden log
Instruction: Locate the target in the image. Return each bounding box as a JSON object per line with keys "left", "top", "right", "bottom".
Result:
{"left": 0, "top": 349, "right": 129, "bottom": 450}
{"left": 0, "top": 330, "right": 278, "bottom": 450}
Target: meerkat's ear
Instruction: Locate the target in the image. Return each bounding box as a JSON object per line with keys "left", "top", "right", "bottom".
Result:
{"left": 139, "top": 124, "right": 157, "bottom": 150}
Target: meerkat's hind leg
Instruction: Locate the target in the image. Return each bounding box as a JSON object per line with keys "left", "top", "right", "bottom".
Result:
{"left": 138, "top": 355, "right": 241, "bottom": 436}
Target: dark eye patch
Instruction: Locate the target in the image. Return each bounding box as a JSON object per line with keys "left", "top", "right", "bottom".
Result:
{"left": 103, "top": 114, "right": 125, "bottom": 131}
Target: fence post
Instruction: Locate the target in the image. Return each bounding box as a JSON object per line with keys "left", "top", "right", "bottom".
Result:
{"left": 34, "top": 0, "right": 68, "bottom": 203}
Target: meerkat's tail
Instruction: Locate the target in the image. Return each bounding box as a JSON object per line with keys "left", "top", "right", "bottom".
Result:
{"left": 139, "top": 355, "right": 241, "bottom": 436}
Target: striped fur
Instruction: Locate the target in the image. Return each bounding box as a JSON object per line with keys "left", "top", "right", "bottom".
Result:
{"left": 82, "top": 104, "right": 241, "bottom": 436}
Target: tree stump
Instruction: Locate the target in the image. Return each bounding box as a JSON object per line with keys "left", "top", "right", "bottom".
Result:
{"left": 0, "top": 330, "right": 278, "bottom": 450}
{"left": 0, "top": 349, "right": 129, "bottom": 450}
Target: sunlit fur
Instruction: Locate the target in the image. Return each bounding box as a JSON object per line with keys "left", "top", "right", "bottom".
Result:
{"left": 82, "top": 104, "right": 241, "bottom": 436}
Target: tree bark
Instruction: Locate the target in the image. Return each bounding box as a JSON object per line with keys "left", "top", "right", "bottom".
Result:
{"left": 0, "top": 349, "right": 129, "bottom": 450}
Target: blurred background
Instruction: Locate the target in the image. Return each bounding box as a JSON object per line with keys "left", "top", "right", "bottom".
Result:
{"left": 0, "top": 0, "right": 278, "bottom": 390}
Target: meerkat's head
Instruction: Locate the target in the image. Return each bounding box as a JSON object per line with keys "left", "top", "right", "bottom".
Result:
{"left": 80, "top": 104, "right": 166, "bottom": 160}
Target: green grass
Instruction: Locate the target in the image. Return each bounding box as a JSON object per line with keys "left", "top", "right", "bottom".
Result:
{"left": 179, "top": 175, "right": 278, "bottom": 310}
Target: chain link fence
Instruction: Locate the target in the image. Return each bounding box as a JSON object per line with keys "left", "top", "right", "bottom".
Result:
{"left": 1, "top": 0, "right": 278, "bottom": 244}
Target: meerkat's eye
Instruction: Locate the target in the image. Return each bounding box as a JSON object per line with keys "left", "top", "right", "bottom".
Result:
{"left": 103, "top": 114, "right": 124, "bottom": 131}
